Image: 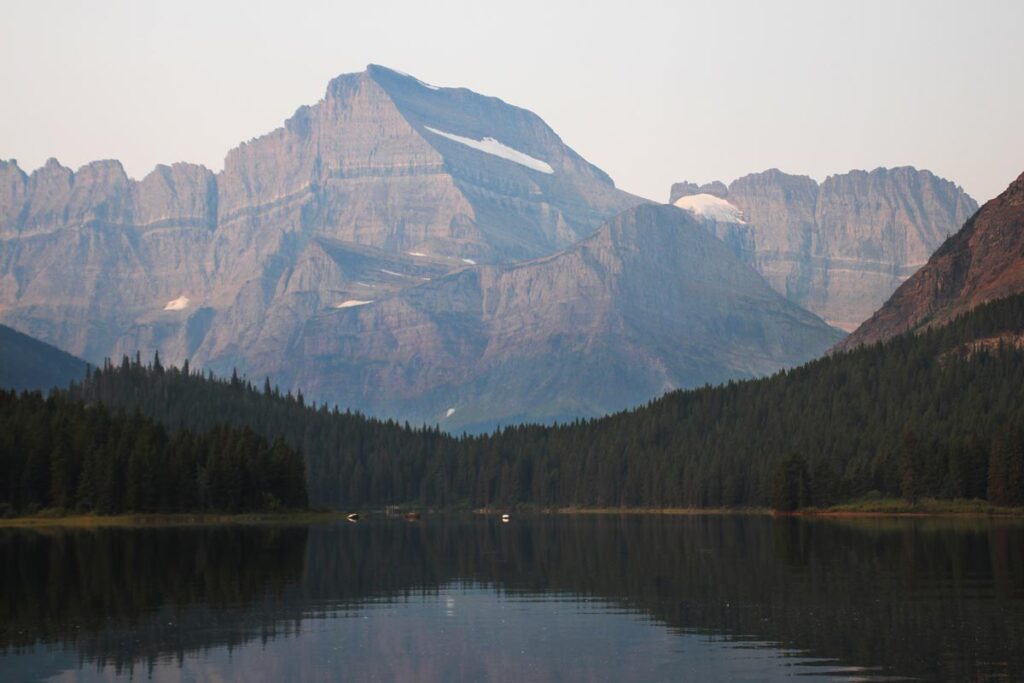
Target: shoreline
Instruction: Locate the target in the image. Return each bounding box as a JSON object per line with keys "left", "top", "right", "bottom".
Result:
{"left": 3, "top": 500, "right": 1022, "bottom": 528}
{"left": 0, "top": 510, "right": 349, "bottom": 529}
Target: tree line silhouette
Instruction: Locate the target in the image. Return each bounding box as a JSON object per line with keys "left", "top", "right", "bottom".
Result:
{"left": 52, "top": 293, "right": 1024, "bottom": 511}
{"left": 0, "top": 383, "right": 307, "bottom": 515}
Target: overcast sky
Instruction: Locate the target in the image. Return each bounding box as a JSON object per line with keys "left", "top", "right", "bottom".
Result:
{"left": 2, "top": 0, "right": 1021, "bottom": 203}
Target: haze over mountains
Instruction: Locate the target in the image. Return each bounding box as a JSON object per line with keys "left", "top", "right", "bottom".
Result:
{"left": 0, "top": 64, "right": 981, "bottom": 429}
{"left": 0, "top": 323, "right": 87, "bottom": 393}
{"left": 670, "top": 168, "right": 978, "bottom": 331}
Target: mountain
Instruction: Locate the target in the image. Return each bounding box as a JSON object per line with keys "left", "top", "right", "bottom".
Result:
{"left": 274, "top": 203, "right": 843, "bottom": 430}
{"left": 0, "top": 65, "right": 852, "bottom": 429}
{"left": 837, "top": 170, "right": 1024, "bottom": 351}
{"left": 0, "top": 64, "right": 642, "bottom": 372}
{"left": 0, "top": 323, "right": 88, "bottom": 392}
{"left": 669, "top": 167, "right": 978, "bottom": 331}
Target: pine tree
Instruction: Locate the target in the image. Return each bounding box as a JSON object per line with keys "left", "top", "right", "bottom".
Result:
{"left": 772, "top": 453, "right": 811, "bottom": 512}
{"left": 900, "top": 431, "right": 921, "bottom": 506}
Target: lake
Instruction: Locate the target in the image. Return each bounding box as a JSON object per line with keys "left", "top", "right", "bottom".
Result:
{"left": 1, "top": 515, "right": 1022, "bottom": 681}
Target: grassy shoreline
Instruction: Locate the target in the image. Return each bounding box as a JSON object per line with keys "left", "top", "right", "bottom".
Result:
{"left": 0, "top": 510, "right": 350, "bottom": 529}
{"left": 808, "top": 497, "right": 1024, "bottom": 517}
{"left": 3, "top": 498, "right": 1022, "bottom": 528}
{"left": 513, "top": 498, "right": 1024, "bottom": 518}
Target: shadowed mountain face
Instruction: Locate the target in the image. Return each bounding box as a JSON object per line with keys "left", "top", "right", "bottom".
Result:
{"left": 837, "top": 170, "right": 1024, "bottom": 351}
{"left": 670, "top": 167, "right": 978, "bottom": 332}
{"left": 279, "top": 204, "right": 843, "bottom": 430}
{"left": 0, "top": 324, "right": 87, "bottom": 392}
{"left": 0, "top": 65, "right": 641, "bottom": 378}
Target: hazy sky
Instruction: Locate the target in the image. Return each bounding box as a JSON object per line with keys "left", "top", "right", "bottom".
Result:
{"left": 2, "top": 0, "right": 1022, "bottom": 203}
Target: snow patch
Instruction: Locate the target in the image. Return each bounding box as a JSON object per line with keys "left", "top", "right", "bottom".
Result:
{"left": 163, "top": 296, "right": 190, "bottom": 311}
{"left": 461, "top": 258, "right": 477, "bottom": 265}
{"left": 335, "top": 300, "right": 373, "bottom": 309}
{"left": 673, "top": 194, "right": 746, "bottom": 224}
{"left": 445, "top": 408, "right": 456, "bottom": 418}
{"left": 423, "top": 126, "right": 554, "bottom": 174}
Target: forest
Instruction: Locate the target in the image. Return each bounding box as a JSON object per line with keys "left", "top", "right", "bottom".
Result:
{"left": 59, "top": 293, "right": 1024, "bottom": 511}
{"left": 0, "top": 389, "right": 307, "bottom": 515}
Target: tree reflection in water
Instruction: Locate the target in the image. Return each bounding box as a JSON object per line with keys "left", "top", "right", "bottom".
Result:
{"left": 1, "top": 515, "right": 1021, "bottom": 681}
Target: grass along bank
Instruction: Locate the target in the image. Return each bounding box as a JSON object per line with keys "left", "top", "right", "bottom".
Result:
{"left": 812, "top": 497, "right": 1024, "bottom": 516}
{"left": 0, "top": 509, "right": 348, "bottom": 529}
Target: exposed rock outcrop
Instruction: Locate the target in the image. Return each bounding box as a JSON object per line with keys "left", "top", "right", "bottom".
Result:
{"left": 669, "top": 167, "right": 978, "bottom": 331}
{"left": 1, "top": 66, "right": 849, "bottom": 429}
{"left": 278, "top": 204, "right": 843, "bottom": 431}
{"left": 0, "top": 65, "right": 642, "bottom": 369}
{"left": 837, "top": 170, "right": 1024, "bottom": 351}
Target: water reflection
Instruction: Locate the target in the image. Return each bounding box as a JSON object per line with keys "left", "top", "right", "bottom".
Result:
{"left": 1, "top": 515, "right": 1022, "bottom": 681}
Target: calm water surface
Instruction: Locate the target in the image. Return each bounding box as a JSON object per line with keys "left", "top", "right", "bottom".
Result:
{"left": 1, "top": 515, "right": 1022, "bottom": 682}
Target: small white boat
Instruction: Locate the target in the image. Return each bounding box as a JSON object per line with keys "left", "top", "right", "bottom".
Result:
{"left": 501, "top": 514, "right": 510, "bottom": 523}
{"left": 346, "top": 513, "right": 360, "bottom": 522}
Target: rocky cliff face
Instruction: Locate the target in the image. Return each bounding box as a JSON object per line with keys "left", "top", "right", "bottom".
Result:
{"left": 670, "top": 167, "right": 978, "bottom": 331}
{"left": 277, "top": 204, "right": 843, "bottom": 431}
{"left": 0, "top": 65, "right": 641, "bottom": 368}
{"left": 836, "top": 171, "right": 1024, "bottom": 351}
{"left": 0, "top": 66, "right": 846, "bottom": 429}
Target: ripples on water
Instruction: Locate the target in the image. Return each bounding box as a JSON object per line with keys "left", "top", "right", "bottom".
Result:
{"left": 0, "top": 515, "right": 1021, "bottom": 682}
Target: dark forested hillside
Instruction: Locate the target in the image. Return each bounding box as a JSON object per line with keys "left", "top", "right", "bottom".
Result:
{"left": 68, "top": 355, "right": 453, "bottom": 509}
{"left": 65, "top": 294, "right": 1024, "bottom": 511}
{"left": 0, "top": 388, "right": 307, "bottom": 515}
{"left": 0, "top": 324, "right": 88, "bottom": 393}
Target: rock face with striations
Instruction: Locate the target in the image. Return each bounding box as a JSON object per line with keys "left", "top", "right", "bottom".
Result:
{"left": 836, "top": 170, "right": 1024, "bottom": 351}
{"left": 0, "top": 65, "right": 845, "bottom": 429}
{"left": 0, "top": 65, "right": 641, "bottom": 371}
{"left": 279, "top": 204, "right": 844, "bottom": 431}
{"left": 669, "top": 167, "right": 978, "bottom": 331}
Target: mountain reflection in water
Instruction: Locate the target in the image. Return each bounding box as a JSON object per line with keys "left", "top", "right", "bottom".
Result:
{"left": 1, "top": 515, "right": 1021, "bottom": 682}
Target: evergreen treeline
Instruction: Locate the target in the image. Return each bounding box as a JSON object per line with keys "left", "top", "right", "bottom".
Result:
{"left": 68, "top": 353, "right": 452, "bottom": 509}
{"left": 0, "top": 389, "right": 307, "bottom": 515}
{"left": 64, "top": 294, "right": 1024, "bottom": 511}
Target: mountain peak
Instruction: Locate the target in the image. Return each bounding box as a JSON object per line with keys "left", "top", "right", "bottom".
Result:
{"left": 365, "top": 63, "right": 443, "bottom": 92}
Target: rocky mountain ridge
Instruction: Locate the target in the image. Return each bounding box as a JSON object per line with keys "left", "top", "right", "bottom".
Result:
{"left": 669, "top": 167, "right": 978, "bottom": 331}
{"left": 1, "top": 65, "right": 961, "bottom": 429}
{"left": 280, "top": 203, "right": 843, "bottom": 430}
{"left": 837, "top": 170, "right": 1024, "bottom": 350}
{"left": 0, "top": 65, "right": 643, "bottom": 370}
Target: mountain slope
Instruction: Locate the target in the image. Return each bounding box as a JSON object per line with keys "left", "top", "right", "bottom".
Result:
{"left": 837, "top": 170, "right": 1024, "bottom": 350}
{"left": 0, "top": 324, "right": 88, "bottom": 392}
{"left": 279, "top": 204, "right": 843, "bottom": 430}
{"left": 670, "top": 167, "right": 978, "bottom": 331}
{"left": 0, "top": 65, "right": 642, "bottom": 378}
